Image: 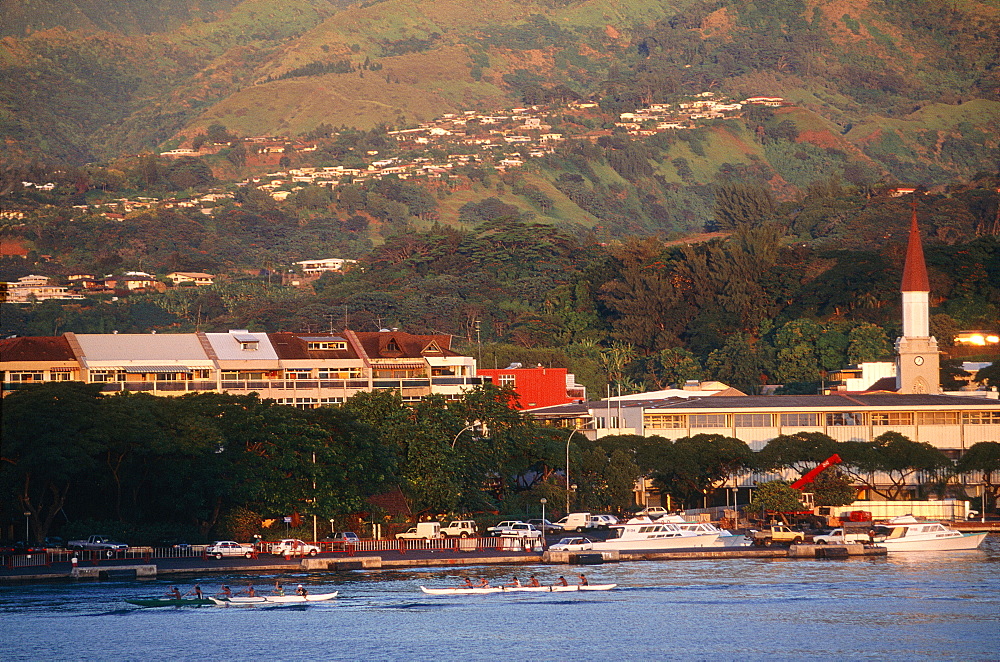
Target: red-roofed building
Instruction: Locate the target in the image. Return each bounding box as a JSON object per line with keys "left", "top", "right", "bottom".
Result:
{"left": 477, "top": 365, "right": 586, "bottom": 410}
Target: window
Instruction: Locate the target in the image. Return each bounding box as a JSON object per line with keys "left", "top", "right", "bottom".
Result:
{"left": 51, "top": 371, "right": 73, "bottom": 381}
{"left": 239, "top": 340, "right": 258, "bottom": 351}
{"left": 221, "top": 371, "right": 239, "bottom": 380}
{"left": 961, "top": 411, "right": 1000, "bottom": 425}
{"left": 644, "top": 414, "right": 686, "bottom": 429}
{"left": 9, "top": 371, "right": 44, "bottom": 382}
{"left": 307, "top": 341, "right": 347, "bottom": 350}
{"left": 690, "top": 414, "right": 728, "bottom": 428}
{"left": 499, "top": 374, "right": 516, "bottom": 387}
{"left": 155, "top": 372, "right": 182, "bottom": 381}
{"left": 780, "top": 413, "right": 820, "bottom": 427}
{"left": 916, "top": 411, "right": 958, "bottom": 425}
{"left": 286, "top": 370, "right": 312, "bottom": 379}
{"left": 317, "top": 367, "right": 360, "bottom": 379}
{"left": 192, "top": 369, "right": 211, "bottom": 379}
{"left": 871, "top": 412, "right": 914, "bottom": 426}
{"left": 826, "top": 412, "right": 865, "bottom": 426}
{"left": 734, "top": 413, "right": 772, "bottom": 428}
{"left": 89, "top": 370, "right": 124, "bottom": 383}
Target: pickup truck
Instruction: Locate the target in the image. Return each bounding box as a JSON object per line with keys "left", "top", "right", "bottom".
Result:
{"left": 67, "top": 535, "right": 128, "bottom": 551}
{"left": 440, "top": 520, "right": 478, "bottom": 538}
{"left": 395, "top": 522, "right": 443, "bottom": 540}
{"left": 812, "top": 528, "right": 871, "bottom": 544}
{"left": 751, "top": 525, "right": 805, "bottom": 547}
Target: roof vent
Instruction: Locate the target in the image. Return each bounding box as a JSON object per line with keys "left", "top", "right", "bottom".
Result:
{"left": 505, "top": 362, "right": 523, "bottom": 369}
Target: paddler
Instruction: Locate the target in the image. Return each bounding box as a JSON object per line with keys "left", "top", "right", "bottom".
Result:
{"left": 477, "top": 578, "right": 490, "bottom": 588}
{"left": 461, "top": 577, "right": 474, "bottom": 588}
{"left": 528, "top": 576, "right": 541, "bottom": 587}
{"left": 185, "top": 584, "right": 203, "bottom": 599}
{"left": 508, "top": 576, "right": 521, "bottom": 588}
{"left": 556, "top": 576, "right": 568, "bottom": 587}
{"left": 217, "top": 585, "right": 232, "bottom": 598}
{"left": 274, "top": 580, "right": 285, "bottom": 596}
{"left": 166, "top": 586, "right": 182, "bottom": 599}
{"left": 295, "top": 584, "right": 308, "bottom": 597}
{"left": 578, "top": 574, "right": 589, "bottom": 586}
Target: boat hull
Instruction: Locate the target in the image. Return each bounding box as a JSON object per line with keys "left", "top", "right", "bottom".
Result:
{"left": 590, "top": 532, "right": 720, "bottom": 551}
{"left": 126, "top": 598, "right": 214, "bottom": 607}
{"left": 420, "top": 584, "right": 616, "bottom": 595}
{"left": 881, "top": 532, "right": 988, "bottom": 552}
{"left": 210, "top": 591, "right": 338, "bottom": 605}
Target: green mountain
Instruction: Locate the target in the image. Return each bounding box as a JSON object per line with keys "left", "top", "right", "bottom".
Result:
{"left": 1, "top": 0, "right": 999, "bottom": 216}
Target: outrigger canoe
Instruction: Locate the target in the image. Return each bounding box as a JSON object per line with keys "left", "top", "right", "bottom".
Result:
{"left": 420, "top": 584, "right": 616, "bottom": 595}
{"left": 125, "top": 598, "right": 215, "bottom": 607}
{"left": 208, "top": 591, "right": 339, "bottom": 606}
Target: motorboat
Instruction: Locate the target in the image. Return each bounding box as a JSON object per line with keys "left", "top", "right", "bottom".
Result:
{"left": 657, "top": 515, "right": 750, "bottom": 547}
{"left": 588, "top": 517, "right": 719, "bottom": 551}
{"left": 874, "top": 516, "right": 987, "bottom": 552}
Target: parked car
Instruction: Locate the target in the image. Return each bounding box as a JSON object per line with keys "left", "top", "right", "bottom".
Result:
{"left": 324, "top": 532, "right": 360, "bottom": 549}
{"left": 272, "top": 538, "right": 320, "bottom": 556}
{"left": 486, "top": 521, "right": 524, "bottom": 536}
{"left": 549, "top": 537, "right": 594, "bottom": 551}
{"left": 591, "top": 514, "right": 619, "bottom": 528}
{"left": 526, "top": 519, "right": 562, "bottom": 534}
{"left": 205, "top": 540, "right": 254, "bottom": 559}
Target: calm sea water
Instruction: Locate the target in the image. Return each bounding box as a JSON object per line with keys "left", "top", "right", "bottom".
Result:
{"left": 2, "top": 536, "right": 998, "bottom": 661}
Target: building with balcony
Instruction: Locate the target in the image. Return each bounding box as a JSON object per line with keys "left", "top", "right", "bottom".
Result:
{"left": 1, "top": 329, "right": 485, "bottom": 407}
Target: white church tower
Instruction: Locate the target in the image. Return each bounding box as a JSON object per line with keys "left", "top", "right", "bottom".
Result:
{"left": 895, "top": 203, "right": 940, "bottom": 394}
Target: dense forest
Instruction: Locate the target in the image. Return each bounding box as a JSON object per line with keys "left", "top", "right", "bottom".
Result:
{"left": 4, "top": 382, "right": 998, "bottom": 543}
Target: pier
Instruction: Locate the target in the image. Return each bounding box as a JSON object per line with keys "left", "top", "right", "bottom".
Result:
{"left": 1, "top": 542, "right": 890, "bottom": 584}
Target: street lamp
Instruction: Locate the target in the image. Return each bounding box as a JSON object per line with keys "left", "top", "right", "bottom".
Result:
{"left": 452, "top": 423, "right": 479, "bottom": 448}
{"left": 565, "top": 427, "right": 585, "bottom": 513}
{"left": 23, "top": 511, "right": 30, "bottom": 542}
{"left": 540, "top": 498, "right": 547, "bottom": 529}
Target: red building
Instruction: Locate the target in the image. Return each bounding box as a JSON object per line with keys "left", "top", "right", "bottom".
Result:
{"left": 477, "top": 365, "right": 586, "bottom": 410}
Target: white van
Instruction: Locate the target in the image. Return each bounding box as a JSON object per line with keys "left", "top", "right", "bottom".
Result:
{"left": 554, "top": 512, "right": 593, "bottom": 532}
{"left": 395, "top": 522, "right": 443, "bottom": 540}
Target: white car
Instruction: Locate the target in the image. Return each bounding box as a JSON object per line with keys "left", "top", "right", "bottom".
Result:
{"left": 205, "top": 540, "right": 254, "bottom": 559}
{"left": 272, "top": 538, "right": 320, "bottom": 556}
{"left": 549, "top": 537, "right": 594, "bottom": 551}
{"left": 591, "top": 514, "right": 619, "bottom": 528}
{"left": 486, "top": 521, "right": 524, "bottom": 536}
{"left": 499, "top": 522, "right": 542, "bottom": 540}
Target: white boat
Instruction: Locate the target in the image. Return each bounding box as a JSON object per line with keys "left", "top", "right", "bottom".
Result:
{"left": 588, "top": 518, "right": 719, "bottom": 551}
{"left": 209, "top": 591, "right": 338, "bottom": 605}
{"left": 658, "top": 515, "right": 750, "bottom": 547}
{"left": 875, "top": 516, "right": 988, "bottom": 552}
{"left": 420, "top": 584, "right": 615, "bottom": 595}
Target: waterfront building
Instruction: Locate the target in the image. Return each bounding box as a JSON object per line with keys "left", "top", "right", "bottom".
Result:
{"left": 0, "top": 329, "right": 485, "bottom": 406}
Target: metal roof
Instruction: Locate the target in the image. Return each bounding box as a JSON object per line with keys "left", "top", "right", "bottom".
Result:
{"left": 203, "top": 332, "right": 279, "bottom": 361}
{"left": 74, "top": 334, "right": 210, "bottom": 362}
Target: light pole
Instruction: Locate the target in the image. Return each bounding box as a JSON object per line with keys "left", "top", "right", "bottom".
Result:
{"left": 565, "top": 428, "right": 584, "bottom": 513}
{"left": 23, "top": 511, "right": 30, "bottom": 543}
{"left": 452, "top": 423, "right": 479, "bottom": 448}
{"left": 540, "top": 498, "right": 547, "bottom": 529}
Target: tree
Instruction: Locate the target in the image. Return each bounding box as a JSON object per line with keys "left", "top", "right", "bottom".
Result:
{"left": 811, "top": 469, "right": 857, "bottom": 507}
{"left": 746, "top": 481, "right": 804, "bottom": 518}
{"left": 956, "top": 442, "right": 1000, "bottom": 515}
{"left": 650, "top": 347, "right": 703, "bottom": 388}
{"left": 840, "top": 433, "right": 951, "bottom": 499}
{"left": 0, "top": 383, "right": 107, "bottom": 543}
{"left": 651, "top": 434, "right": 752, "bottom": 508}
{"left": 847, "top": 323, "right": 892, "bottom": 363}
{"left": 710, "top": 183, "right": 777, "bottom": 231}
{"left": 755, "top": 432, "right": 840, "bottom": 473}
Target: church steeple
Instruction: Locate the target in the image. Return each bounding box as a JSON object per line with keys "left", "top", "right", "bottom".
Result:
{"left": 895, "top": 201, "right": 939, "bottom": 394}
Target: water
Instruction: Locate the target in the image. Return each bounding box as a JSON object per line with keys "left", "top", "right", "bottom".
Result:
{"left": 2, "top": 537, "right": 998, "bottom": 661}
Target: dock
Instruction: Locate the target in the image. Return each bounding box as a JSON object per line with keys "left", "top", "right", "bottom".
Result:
{"left": 1, "top": 543, "right": 891, "bottom": 584}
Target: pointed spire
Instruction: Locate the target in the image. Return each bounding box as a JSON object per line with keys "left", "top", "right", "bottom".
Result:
{"left": 901, "top": 200, "right": 929, "bottom": 293}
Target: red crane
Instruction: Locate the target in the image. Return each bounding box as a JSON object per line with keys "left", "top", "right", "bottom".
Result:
{"left": 790, "top": 454, "right": 842, "bottom": 490}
